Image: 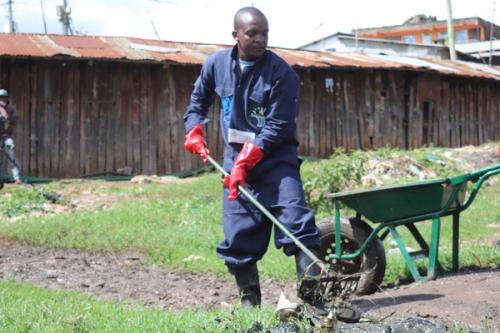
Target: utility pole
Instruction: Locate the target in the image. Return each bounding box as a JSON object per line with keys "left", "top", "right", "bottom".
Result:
{"left": 7, "top": 0, "right": 16, "bottom": 32}
{"left": 489, "top": 0, "right": 496, "bottom": 66}
{"left": 446, "top": 0, "right": 457, "bottom": 61}
{"left": 57, "top": 0, "right": 73, "bottom": 35}
{"left": 40, "top": 0, "right": 48, "bottom": 34}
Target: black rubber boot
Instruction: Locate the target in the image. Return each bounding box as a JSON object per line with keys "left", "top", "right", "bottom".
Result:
{"left": 295, "top": 249, "right": 321, "bottom": 281}
{"left": 295, "top": 249, "right": 322, "bottom": 304}
{"left": 233, "top": 263, "right": 261, "bottom": 307}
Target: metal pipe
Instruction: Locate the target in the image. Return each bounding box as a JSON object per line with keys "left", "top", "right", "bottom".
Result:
{"left": 206, "top": 155, "right": 326, "bottom": 270}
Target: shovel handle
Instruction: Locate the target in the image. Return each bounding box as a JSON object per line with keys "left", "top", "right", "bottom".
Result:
{"left": 206, "top": 155, "right": 326, "bottom": 270}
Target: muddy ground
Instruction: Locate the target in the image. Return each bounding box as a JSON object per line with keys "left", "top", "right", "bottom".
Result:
{"left": 0, "top": 237, "right": 499, "bottom": 332}
{"left": 1, "top": 144, "right": 499, "bottom": 332}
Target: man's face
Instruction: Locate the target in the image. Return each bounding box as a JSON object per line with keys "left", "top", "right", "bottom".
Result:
{"left": 232, "top": 14, "right": 268, "bottom": 61}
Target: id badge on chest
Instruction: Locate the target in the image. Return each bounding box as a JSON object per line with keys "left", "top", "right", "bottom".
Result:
{"left": 228, "top": 128, "right": 255, "bottom": 144}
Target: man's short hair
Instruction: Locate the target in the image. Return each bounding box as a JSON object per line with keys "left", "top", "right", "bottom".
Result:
{"left": 233, "top": 7, "right": 266, "bottom": 31}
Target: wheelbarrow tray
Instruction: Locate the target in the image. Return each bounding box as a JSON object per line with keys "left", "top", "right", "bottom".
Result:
{"left": 326, "top": 163, "right": 500, "bottom": 283}
{"left": 327, "top": 177, "right": 467, "bottom": 223}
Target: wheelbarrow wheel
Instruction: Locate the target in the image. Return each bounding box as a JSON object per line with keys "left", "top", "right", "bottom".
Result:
{"left": 317, "top": 216, "right": 386, "bottom": 295}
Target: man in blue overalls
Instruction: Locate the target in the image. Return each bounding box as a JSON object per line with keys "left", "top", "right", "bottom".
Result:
{"left": 183, "top": 7, "right": 320, "bottom": 307}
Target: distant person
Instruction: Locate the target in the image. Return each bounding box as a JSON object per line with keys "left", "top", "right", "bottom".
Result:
{"left": 0, "top": 88, "right": 21, "bottom": 184}
{"left": 183, "top": 7, "right": 320, "bottom": 307}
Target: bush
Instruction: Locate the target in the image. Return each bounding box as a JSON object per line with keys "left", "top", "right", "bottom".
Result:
{"left": 301, "top": 149, "right": 368, "bottom": 213}
{"left": 0, "top": 186, "right": 48, "bottom": 217}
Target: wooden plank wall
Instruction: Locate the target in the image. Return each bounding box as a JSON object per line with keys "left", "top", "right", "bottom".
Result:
{"left": 0, "top": 58, "right": 219, "bottom": 178}
{"left": 295, "top": 68, "right": 500, "bottom": 157}
{"left": 0, "top": 58, "right": 499, "bottom": 178}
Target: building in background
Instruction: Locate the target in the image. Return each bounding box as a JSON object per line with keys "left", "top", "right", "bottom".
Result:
{"left": 0, "top": 33, "right": 499, "bottom": 178}
{"left": 456, "top": 40, "right": 500, "bottom": 65}
{"left": 354, "top": 15, "right": 500, "bottom": 45}
{"left": 300, "top": 32, "right": 452, "bottom": 59}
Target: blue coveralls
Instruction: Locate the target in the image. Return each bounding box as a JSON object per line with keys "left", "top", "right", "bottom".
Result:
{"left": 184, "top": 46, "right": 320, "bottom": 273}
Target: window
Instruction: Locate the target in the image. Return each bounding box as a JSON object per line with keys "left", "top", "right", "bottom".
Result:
{"left": 455, "top": 30, "right": 468, "bottom": 43}
{"left": 422, "top": 33, "right": 433, "bottom": 44}
{"left": 468, "top": 28, "right": 480, "bottom": 41}
{"left": 437, "top": 31, "right": 448, "bottom": 44}
{"left": 325, "top": 78, "right": 334, "bottom": 93}
{"left": 403, "top": 34, "right": 416, "bottom": 43}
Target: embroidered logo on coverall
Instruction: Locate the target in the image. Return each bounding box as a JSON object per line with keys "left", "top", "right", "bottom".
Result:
{"left": 250, "top": 106, "right": 266, "bottom": 128}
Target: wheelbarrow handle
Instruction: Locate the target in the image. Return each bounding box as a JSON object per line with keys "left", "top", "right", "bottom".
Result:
{"left": 206, "top": 155, "right": 326, "bottom": 271}
{"left": 460, "top": 163, "right": 500, "bottom": 211}
{"left": 469, "top": 163, "right": 500, "bottom": 182}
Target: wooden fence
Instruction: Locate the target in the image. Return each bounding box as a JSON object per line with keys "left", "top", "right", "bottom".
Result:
{"left": 1, "top": 58, "right": 499, "bottom": 178}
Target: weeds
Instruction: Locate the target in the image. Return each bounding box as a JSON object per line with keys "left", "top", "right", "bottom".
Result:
{"left": 0, "top": 186, "right": 49, "bottom": 217}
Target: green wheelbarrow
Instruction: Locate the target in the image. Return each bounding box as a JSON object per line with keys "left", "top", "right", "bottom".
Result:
{"left": 318, "top": 163, "right": 500, "bottom": 295}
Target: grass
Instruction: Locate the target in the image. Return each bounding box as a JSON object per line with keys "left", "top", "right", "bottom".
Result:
{"left": 1, "top": 145, "right": 499, "bottom": 284}
{"left": 0, "top": 174, "right": 296, "bottom": 281}
{"left": 0, "top": 145, "right": 498, "bottom": 332}
{"left": 0, "top": 279, "right": 291, "bottom": 333}
{"left": 0, "top": 185, "right": 48, "bottom": 217}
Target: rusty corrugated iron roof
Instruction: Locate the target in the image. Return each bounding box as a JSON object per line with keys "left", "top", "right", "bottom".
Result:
{"left": 0, "top": 33, "right": 499, "bottom": 81}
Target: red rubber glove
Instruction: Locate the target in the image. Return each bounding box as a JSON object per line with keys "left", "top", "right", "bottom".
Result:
{"left": 184, "top": 124, "right": 210, "bottom": 163}
{"left": 222, "top": 142, "right": 264, "bottom": 201}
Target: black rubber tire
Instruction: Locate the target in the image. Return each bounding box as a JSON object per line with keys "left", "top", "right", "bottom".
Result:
{"left": 317, "top": 216, "right": 386, "bottom": 295}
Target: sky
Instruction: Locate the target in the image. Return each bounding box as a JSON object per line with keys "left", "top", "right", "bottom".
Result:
{"left": 0, "top": 0, "right": 498, "bottom": 48}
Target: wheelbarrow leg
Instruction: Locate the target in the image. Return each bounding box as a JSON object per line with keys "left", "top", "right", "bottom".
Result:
{"left": 452, "top": 212, "right": 459, "bottom": 272}
{"left": 427, "top": 217, "right": 441, "bottom": 280}
{"left": 389, "top": 227, "right": 426, "bottom": 282}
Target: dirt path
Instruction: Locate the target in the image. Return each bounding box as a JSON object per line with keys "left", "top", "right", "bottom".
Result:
{"left": 0, "top": 237, "right": 291, "bottom": 311}
{"left": 353, "top": 270, "right": 500, "bottom": 332}
{"left": 1, "top": 237, "right": 499, "bottom": 332}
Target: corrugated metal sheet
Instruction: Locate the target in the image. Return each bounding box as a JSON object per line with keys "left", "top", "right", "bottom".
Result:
{"left": 0, "top": 33, "right": 499, "bottom": 81}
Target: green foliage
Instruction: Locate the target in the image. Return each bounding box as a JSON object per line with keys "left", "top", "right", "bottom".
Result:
{"left": 0, "top": 279, "right": 298, "bottom": 333}
{"left": 0, "top": 186, "right": 48, "bottom": 217}
{"left": 301, "top": 149, "right": 368, "bottom": 213}
{"left": 0, "top": 145, "right": 498, "bottom": 286}
{"left": 301, "top": 146, "right": 465, "bottom": 215}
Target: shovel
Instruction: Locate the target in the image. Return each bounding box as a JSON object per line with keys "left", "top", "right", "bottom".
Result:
{"left": 207, "top": 155, "right": 361, "bottom": 325}
{"left": 206, "top": 155, "right": 326, "bottom": 271}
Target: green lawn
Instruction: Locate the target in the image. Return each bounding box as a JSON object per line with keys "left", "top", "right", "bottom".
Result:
{"left": 1, "top": 146, "right": 499, "bottom": 283}
{"left": 0, "top": 280, "right": 285, "bottom": 333}
{"left": 0, "top": 146, "right": 499, "bottom": 332}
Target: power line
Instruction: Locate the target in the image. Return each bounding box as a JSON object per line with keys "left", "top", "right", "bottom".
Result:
{"left": 146, "top": 0, "right": 244, "bottom": 9}
{"left": 0, "top": 0, "right": 37, "bottom": 5}
{"left": 150, "top": 20, "right": 160, "bottom": 39}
